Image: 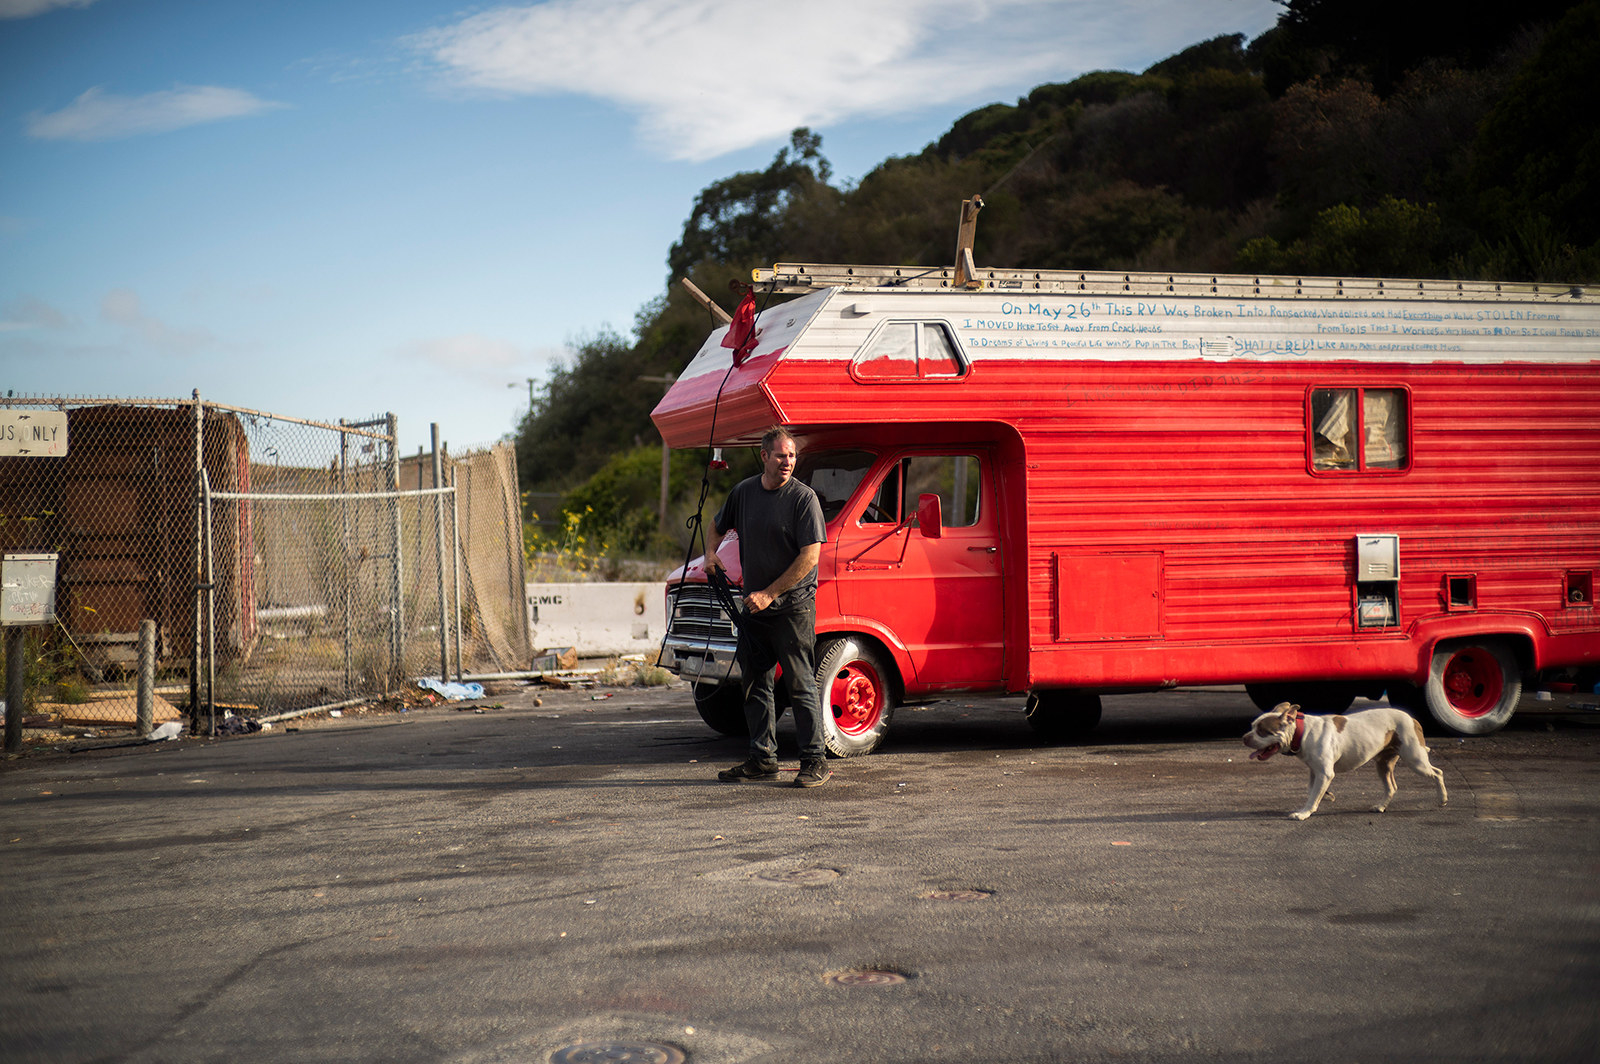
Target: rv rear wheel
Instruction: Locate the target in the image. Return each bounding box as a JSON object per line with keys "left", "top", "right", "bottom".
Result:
{"left": 815, "top": 637, "right": 895, "bottom": 757}
{"left": 693, "top": 682, "right": 746, "bottom": 736}
{"left": 1425, "top": 639, "right": 1521, "bottom": 735}
{"left": 1024, "top": 690, "right": 1103, "bottom": 740}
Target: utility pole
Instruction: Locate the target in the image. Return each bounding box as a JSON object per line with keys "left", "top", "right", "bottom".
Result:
{"left": 638, "top": 372, "right": 677, "bottom": 535}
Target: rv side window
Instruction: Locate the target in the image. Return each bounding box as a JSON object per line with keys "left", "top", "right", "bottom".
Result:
{"left": 904, "top": 455, "right": 981, "bottom": 527}
{"left": 1310, "top": 388, "right": 1409, "bottom": 473}
{"left": 852, "top": 322, "right": 967, "bottom": 381}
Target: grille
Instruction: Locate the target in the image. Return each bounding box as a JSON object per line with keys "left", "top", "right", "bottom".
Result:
{"left": 668, "top": 582, "right": 739, "bottom": 643}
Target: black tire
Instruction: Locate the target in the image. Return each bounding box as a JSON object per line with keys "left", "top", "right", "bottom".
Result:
{"left": 1024, "top": 689, "right": 1102, "bottom": 740}
{"left": 1245, "top": 683, "right": 1356, "bottom": 714}
{"left": 693, "top": 682, "right": 746, "bottom": 736}
{"left": 1425, "top": 639, "right": 1521, "bottom": 735}
{"left": 815, "top": 637, "right": 896, "bottom": 757}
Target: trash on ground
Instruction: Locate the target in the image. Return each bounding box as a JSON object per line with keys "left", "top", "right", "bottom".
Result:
{"left": 416, "top": 678, "right": 485, "bottom": 701}
{"left": 216, "top": 715, "right": 262, "bottom": 736}
{"left": 532, "top": 646, "right": 579, "bottom": 671}
{"left": 146, "top": 721, "right": 185, "bottom": 742}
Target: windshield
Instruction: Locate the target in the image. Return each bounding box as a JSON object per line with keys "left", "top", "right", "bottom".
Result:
{"left": 796, "top": 449, "right": 876, "bottom": 523}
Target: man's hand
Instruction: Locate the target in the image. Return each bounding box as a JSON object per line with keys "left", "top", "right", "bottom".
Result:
{"left": 702, "top": 550, "right": 724, "bottom": 575}
{"left": 744, "top": 589, "right": 773, "bottom": 613}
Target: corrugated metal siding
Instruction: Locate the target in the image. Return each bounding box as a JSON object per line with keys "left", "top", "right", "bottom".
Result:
{"left": 1014, "top": 361, "right": 1600, "bottom": 677}
{"left": 769, "top": 355, "right": 1599, "bottom": 685}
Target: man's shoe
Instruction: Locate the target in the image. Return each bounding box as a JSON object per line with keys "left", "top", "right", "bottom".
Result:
{"left": 793, "top": 759, "right": 831, "bottom": 788}
{"left": 717, "top": 757, "right": 779, "bottom": 782}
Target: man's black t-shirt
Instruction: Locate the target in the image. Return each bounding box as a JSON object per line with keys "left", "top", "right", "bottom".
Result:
{"left": 714, "top": 475, "right": 826, "bottom": 601}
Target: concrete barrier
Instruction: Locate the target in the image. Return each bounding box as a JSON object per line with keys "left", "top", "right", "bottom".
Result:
{"left": 526, "top": 582, "right": 667, "bottom": 658}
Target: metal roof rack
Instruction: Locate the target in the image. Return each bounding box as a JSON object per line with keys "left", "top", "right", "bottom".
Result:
{"left": 752, "top": 263, "right": 1586, "bottom": 303}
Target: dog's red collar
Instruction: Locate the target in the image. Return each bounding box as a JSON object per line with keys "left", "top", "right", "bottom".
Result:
{"left": 1286, "top": 712, "right": 1306, "bottom": 756}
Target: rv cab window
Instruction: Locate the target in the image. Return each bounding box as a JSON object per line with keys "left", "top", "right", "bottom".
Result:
{"left": 864, "top": 451, "right": 972, "bottom": 528}
{"left": 796, "top": 449, "right": 875, "bottom": 522}
{"left": 859, "top": 454, "right": 982, "bottom": 527}
{"left": 852, "top": 322, "right": 967, "bottom": 381}
{"left": 1310, "top": 388, "right": 1409, "bottom": 473}
{"left": 906, "top": 455, "right": 981, "bottom": 526}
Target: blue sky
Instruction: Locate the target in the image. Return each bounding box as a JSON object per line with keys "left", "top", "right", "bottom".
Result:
{"left": 0, "top": 0, "right": 1282, "bottom": 457}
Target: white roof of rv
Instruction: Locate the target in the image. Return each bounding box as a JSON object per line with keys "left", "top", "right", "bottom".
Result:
{"left": 673, "top": 271, "right": 1600, "bottom": 370}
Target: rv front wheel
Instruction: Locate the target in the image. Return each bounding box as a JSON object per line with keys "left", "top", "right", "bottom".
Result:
{"left": 1025, "top": 690, "right": 1103, "bottom": 740}
{"left": 815, "top": 637, "right": 895, "bottom": 757}
{"left": 1425, "top": 639, "right": 1521, "bottom": 735}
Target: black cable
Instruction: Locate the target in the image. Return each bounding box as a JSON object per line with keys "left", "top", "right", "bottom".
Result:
{"left": 656, "top": 277, "right": 780, "bottom": 699}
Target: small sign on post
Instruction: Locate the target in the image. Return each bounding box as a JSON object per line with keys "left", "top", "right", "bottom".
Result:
{"left": 2, "top": 553, "right": 58, "bottom": 626}
{"left": 4, "top": 553, "right": 57, "bottom": 752}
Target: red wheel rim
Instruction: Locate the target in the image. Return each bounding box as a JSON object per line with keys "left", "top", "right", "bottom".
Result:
{"left": 1442, "top": 648, "right": 1503, "bottom": 718}
{"left": 828, "top": 660, "right": 883, "bottom": 736}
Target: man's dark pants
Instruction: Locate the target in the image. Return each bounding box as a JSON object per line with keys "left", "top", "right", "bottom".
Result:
{"left": 737, "top": 597, "right": 825, "bottom": 762}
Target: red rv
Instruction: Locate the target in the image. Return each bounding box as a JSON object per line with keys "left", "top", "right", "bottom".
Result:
{"left": 652, "top": 261, "right": 1600, "bottom": 755}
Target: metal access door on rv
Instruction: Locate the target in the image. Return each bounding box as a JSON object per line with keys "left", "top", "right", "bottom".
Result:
{"left": 835, "top": 451, "right": 1004, "bottom": 689}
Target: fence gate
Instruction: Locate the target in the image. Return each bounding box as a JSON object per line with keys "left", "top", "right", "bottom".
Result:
{"left": 0, "top": 394, "right": 530, "bottom": 738}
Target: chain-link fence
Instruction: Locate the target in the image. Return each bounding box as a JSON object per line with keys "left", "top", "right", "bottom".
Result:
{"left": 0, "top": 395, "right": 530, "bottom": 739}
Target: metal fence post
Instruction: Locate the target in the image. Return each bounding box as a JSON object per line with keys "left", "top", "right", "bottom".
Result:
{"left": 450, "top": 457, "right": 462, "bottom": 681}
{"left": 201, "top": 469, "right": 216, "bottom": 734}
{"left": 431, "top": 424, "right": 448, "bottom": 684}
{"left": 136, "top": 619, "right": 156, "bottom": 737}
{"left": 339, "top": 420, "right": 352, "bottom": 696}
{"left": 4, "top": 627, "right": 23, "bottom": 753}
{"left": 190, "top": 390, "right": 204, "bottom": 730}
{"left": 386, "top": 413, "right": 403, "bottom": 687}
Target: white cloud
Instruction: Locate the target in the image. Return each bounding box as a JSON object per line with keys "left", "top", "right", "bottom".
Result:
{"left": 0, "top": 0, "right": 95, "bottom": 19}
{"left": 397, "top": 334, "right": 560, "bottom": 385}
{"left": 100, "top": 289, "right": 219, "bottom": 356}
{"left": 27, "top": 85, "right": 286, "bottom": 142}
{"left": 0, "top": 295, "right": 72, "bottom": 331}
{"left": 414, "top": 0, "right": 1281, "bottom": 161}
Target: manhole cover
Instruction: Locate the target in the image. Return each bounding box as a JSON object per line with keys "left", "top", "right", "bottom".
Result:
{"left": 753, "top": 867, "right": 839, "bottom": 886}
{"left": 549, "top": 1042, "right": 686, "bottom": 1064}
{"left": 823, "top": 968, "right": 911, "bottom": 987}
{"left": 922, "top": 889, "right": 993, "bottom": 901}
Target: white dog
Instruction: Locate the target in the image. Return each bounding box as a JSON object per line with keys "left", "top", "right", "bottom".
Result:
{"left": 1242, "top": 702, "right": 1448, "bottom": 820}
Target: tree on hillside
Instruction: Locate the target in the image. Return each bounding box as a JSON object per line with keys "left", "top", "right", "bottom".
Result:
{"left": 668, "top": 128, "right": 835, "bottom": 279}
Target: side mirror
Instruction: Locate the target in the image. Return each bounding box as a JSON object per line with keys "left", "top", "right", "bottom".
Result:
{"left": 916, "top": 493, "right": 943, "bottom": 538}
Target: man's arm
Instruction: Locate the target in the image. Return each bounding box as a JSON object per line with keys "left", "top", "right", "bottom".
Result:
{"left": 745, "top": 542, "right": 820, "bottom": 613}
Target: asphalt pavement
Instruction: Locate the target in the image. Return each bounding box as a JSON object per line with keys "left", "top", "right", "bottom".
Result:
{"left": 3, "top": 678, "right": 1598, "bottom": 1064}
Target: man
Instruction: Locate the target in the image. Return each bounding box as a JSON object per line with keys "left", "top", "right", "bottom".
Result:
{"left": 706, "top": 426, "right": 831, "bottom": 787}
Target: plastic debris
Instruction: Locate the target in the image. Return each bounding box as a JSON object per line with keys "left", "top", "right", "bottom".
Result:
{"left": 416, "top": 678, "right": 485, "bottom": 701}
{"left": 147, "top": 721, "right": 185, "bottom": 742}
{"left": 216, "top": 716, "right": 262, "bottom": 736}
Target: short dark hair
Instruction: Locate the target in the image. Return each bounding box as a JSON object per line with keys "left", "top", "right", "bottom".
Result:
{"left": 759, "top": 426, "right": 796, "bottom": 454}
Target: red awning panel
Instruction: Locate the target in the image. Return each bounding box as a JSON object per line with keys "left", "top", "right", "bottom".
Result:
{"left": 651, "top": 289, "right": 831, "bottom": 448}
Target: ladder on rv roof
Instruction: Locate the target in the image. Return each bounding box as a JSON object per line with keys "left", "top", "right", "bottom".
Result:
{"left": 751, "top": 263, "right": 1587, "bottom": 303}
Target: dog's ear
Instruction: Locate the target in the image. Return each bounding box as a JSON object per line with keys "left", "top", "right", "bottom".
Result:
{"left": 1284, "top": 703, "right": 1301, "bottom": 716}
{"left": 1272, "top": 701, "right": 1294, "bottom": 715}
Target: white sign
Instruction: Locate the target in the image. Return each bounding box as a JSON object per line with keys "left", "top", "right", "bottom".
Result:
{"left": 0, "top": 410, "right": 68, "bottom": 457}
{"left": 2, "top": 554, "right": 58, "bottom": 626}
